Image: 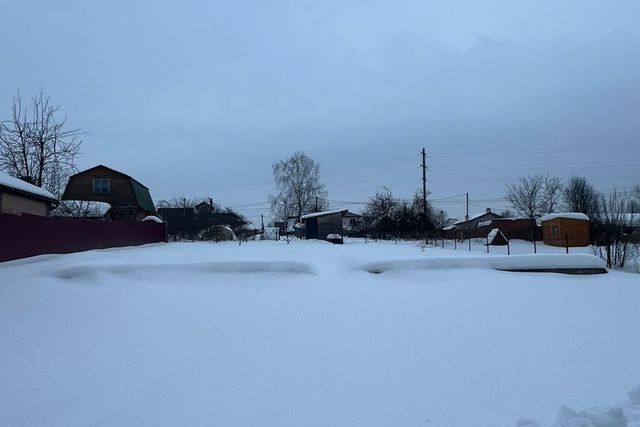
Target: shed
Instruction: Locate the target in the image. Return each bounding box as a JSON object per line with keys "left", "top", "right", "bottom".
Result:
{"left": 300, "top": 209, "right": 347, "bottom": 241}
{"left": 0, "top": 171, "right": 59, "bottom": 216}
{"left": 62, "top": 165, "right": 156, "bottom": 221}
{"left": 540, "top": 213, "right": 590, "bottom": 247}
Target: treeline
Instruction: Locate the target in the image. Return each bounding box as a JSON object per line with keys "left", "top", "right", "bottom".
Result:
{"left": 358, "top": 187, "right": 444, "bottom": 240}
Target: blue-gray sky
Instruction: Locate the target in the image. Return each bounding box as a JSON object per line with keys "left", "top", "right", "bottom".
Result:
{"left": 2, "top": 0, "right": 639, "bottom": 223}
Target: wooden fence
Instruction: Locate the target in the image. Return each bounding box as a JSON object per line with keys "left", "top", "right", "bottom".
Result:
{"left": 0, "top": 213, "right": 167, "bottom": 262}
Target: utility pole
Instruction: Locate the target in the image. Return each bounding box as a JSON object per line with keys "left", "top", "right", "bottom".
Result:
{"left": 315, "top": 196, "right": 319, "bottom": 212}
{"left": 421, "top": 147, "right": 428, "bottom": 245}
{"left": 260, "top": 214, "right": 264, "bottom": 233}
{"left": 466, "top": 192, "right": 471, "bottom": 251}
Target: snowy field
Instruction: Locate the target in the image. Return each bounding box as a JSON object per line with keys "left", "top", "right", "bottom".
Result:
{"left": 1, "top": 239, "right": 639, "bottom": 427}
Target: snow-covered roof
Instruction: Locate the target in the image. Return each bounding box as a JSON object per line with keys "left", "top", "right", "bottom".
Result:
{"left": 0, "top": 171, "right": 58, "bottom": 203}
{"left": 454, "top": 211, "right": 499, "bottom": 225}
{"left": 300, "top": 209, "right": 348, "bottom": 220}
{"left": 540, "top": 213, "right": 590, "bottom": 222}
{"left": 477, "top": 220, "right": 493, "bottom": 228}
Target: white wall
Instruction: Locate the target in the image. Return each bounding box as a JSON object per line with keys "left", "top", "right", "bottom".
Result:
{"left": 1, "top": 192, "right": 49, "bottom": 216}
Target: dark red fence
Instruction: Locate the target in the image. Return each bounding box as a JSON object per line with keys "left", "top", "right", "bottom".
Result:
{"left": 0, "top": 213, "right": 167, "bottom": 262}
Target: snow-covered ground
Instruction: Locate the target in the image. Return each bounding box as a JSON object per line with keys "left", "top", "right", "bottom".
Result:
{"left": 1, "top": 239, "right": 639, "bottom": 427}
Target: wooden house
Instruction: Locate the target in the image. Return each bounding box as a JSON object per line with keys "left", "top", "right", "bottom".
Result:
{"left": 300, "top": 209, "right": 347, "bottom": 241}
{"left": 0, "top": 171, "right": 59, "bottom": 216}
{"left": 541, "top": 213, "right": 590, "bottom": 247}
{"left": 62, "top": 165, "right": 156, "bottom": 221}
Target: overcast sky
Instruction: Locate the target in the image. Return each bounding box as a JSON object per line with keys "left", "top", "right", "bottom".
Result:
{"left": 2, "top": 0, "right": 639, "bottom": 223}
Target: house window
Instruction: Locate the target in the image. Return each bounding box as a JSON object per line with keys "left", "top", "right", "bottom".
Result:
{"left": 92, "top": 178, "right": 111, "bottom": 194}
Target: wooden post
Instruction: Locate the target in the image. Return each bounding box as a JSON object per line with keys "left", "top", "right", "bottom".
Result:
{"left": 507, "top": 240, "right": 510, "bottom": 255}
{"left": 486, "top": 236, "right": 489, "bottom": 253}
{"left": 565, "top": 234, "right": 569, "bottom": 254}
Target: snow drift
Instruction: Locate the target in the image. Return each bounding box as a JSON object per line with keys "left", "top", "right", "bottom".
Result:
{"left": 360, "top": 253, "right": 607, "bottom": 274}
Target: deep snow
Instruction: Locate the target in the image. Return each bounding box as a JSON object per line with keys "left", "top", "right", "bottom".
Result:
{"left": 0, "top": 239, "right": 639, "bottom": 427}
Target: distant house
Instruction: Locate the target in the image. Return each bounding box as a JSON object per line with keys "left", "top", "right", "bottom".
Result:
{"left": 342, "top": 211, "right": 362, "bottom": 231}
{"left": 300, "top": 209, "right": 347, "bottom": 241}
{"left": 62, "top": 165, "right": 156, "bottom": 221}
{"left": 541, "top": 213, "right": 591, "bottom": 247}
{"left": 157, "top": 201, "right": 247, "bottom": 240}
{"left": 0, "top": 171, "right": 59, "bottom": 216}
{"left": 443, "top": 208, "right": 502, "bottom": 239}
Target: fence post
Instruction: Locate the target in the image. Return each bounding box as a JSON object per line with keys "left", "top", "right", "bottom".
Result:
{"left": 507, "top": 240, "right": 510, "bottom": 255}
{"left": 486, "top": 237, "right": 489, "bottom": 253}
{"left": 565, "top": 234, "right": 569, "bottom": 254}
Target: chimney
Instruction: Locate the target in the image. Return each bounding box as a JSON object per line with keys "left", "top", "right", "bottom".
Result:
{"left": 209, "top": 198, "right": 213, "bottom": 206}
{"left": 486, "top": 208, "right": 491, "bottom": 214}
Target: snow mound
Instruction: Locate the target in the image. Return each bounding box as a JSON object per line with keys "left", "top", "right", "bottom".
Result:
{"left": 360, "top": 254, "right": 606, "bottom": 274}
{"left": 51, "top": 261, "right": 315, "bottom": 280}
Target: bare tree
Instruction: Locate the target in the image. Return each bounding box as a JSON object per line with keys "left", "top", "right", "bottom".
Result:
{"left": 54, "top": 200, "right": 109, "bottom": 218}
{"left": 505, "top": 174, "right": 546, "bottom": 218}
{"left": 563, "top": 176, "right": 601, "bottom": 220}
{"left": 362, "top": 187, "right": 397, "bottom": 238}
{"left": 0, "top": 89, "right": 83, "bottom": 196}
{"left": 542, "top": 175, "right": 563, "bottom": 214}
{"left": 269, "top": 151, "right": 327, "bottom": 221}
{"left": 594, "top": 189, "right": 639, "bottom": 269}
{"left": 631, "top": 183, "right": 640, "bottom": 212}
{"left": 506, "top": 174, "right": 565, "bottom": 217}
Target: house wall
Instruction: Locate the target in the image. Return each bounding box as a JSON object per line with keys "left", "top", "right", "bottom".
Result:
{"left": 317, "top": 214, "right": 343, "bottom": 240}
{"left": 0, "top": 192, "right": 49, "bottom": 216}
{"left": 63, "top": 167, "right": 137, "bottom": 206}
{"left": 542, "top": 218, "right": 590, "bottom": 247}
